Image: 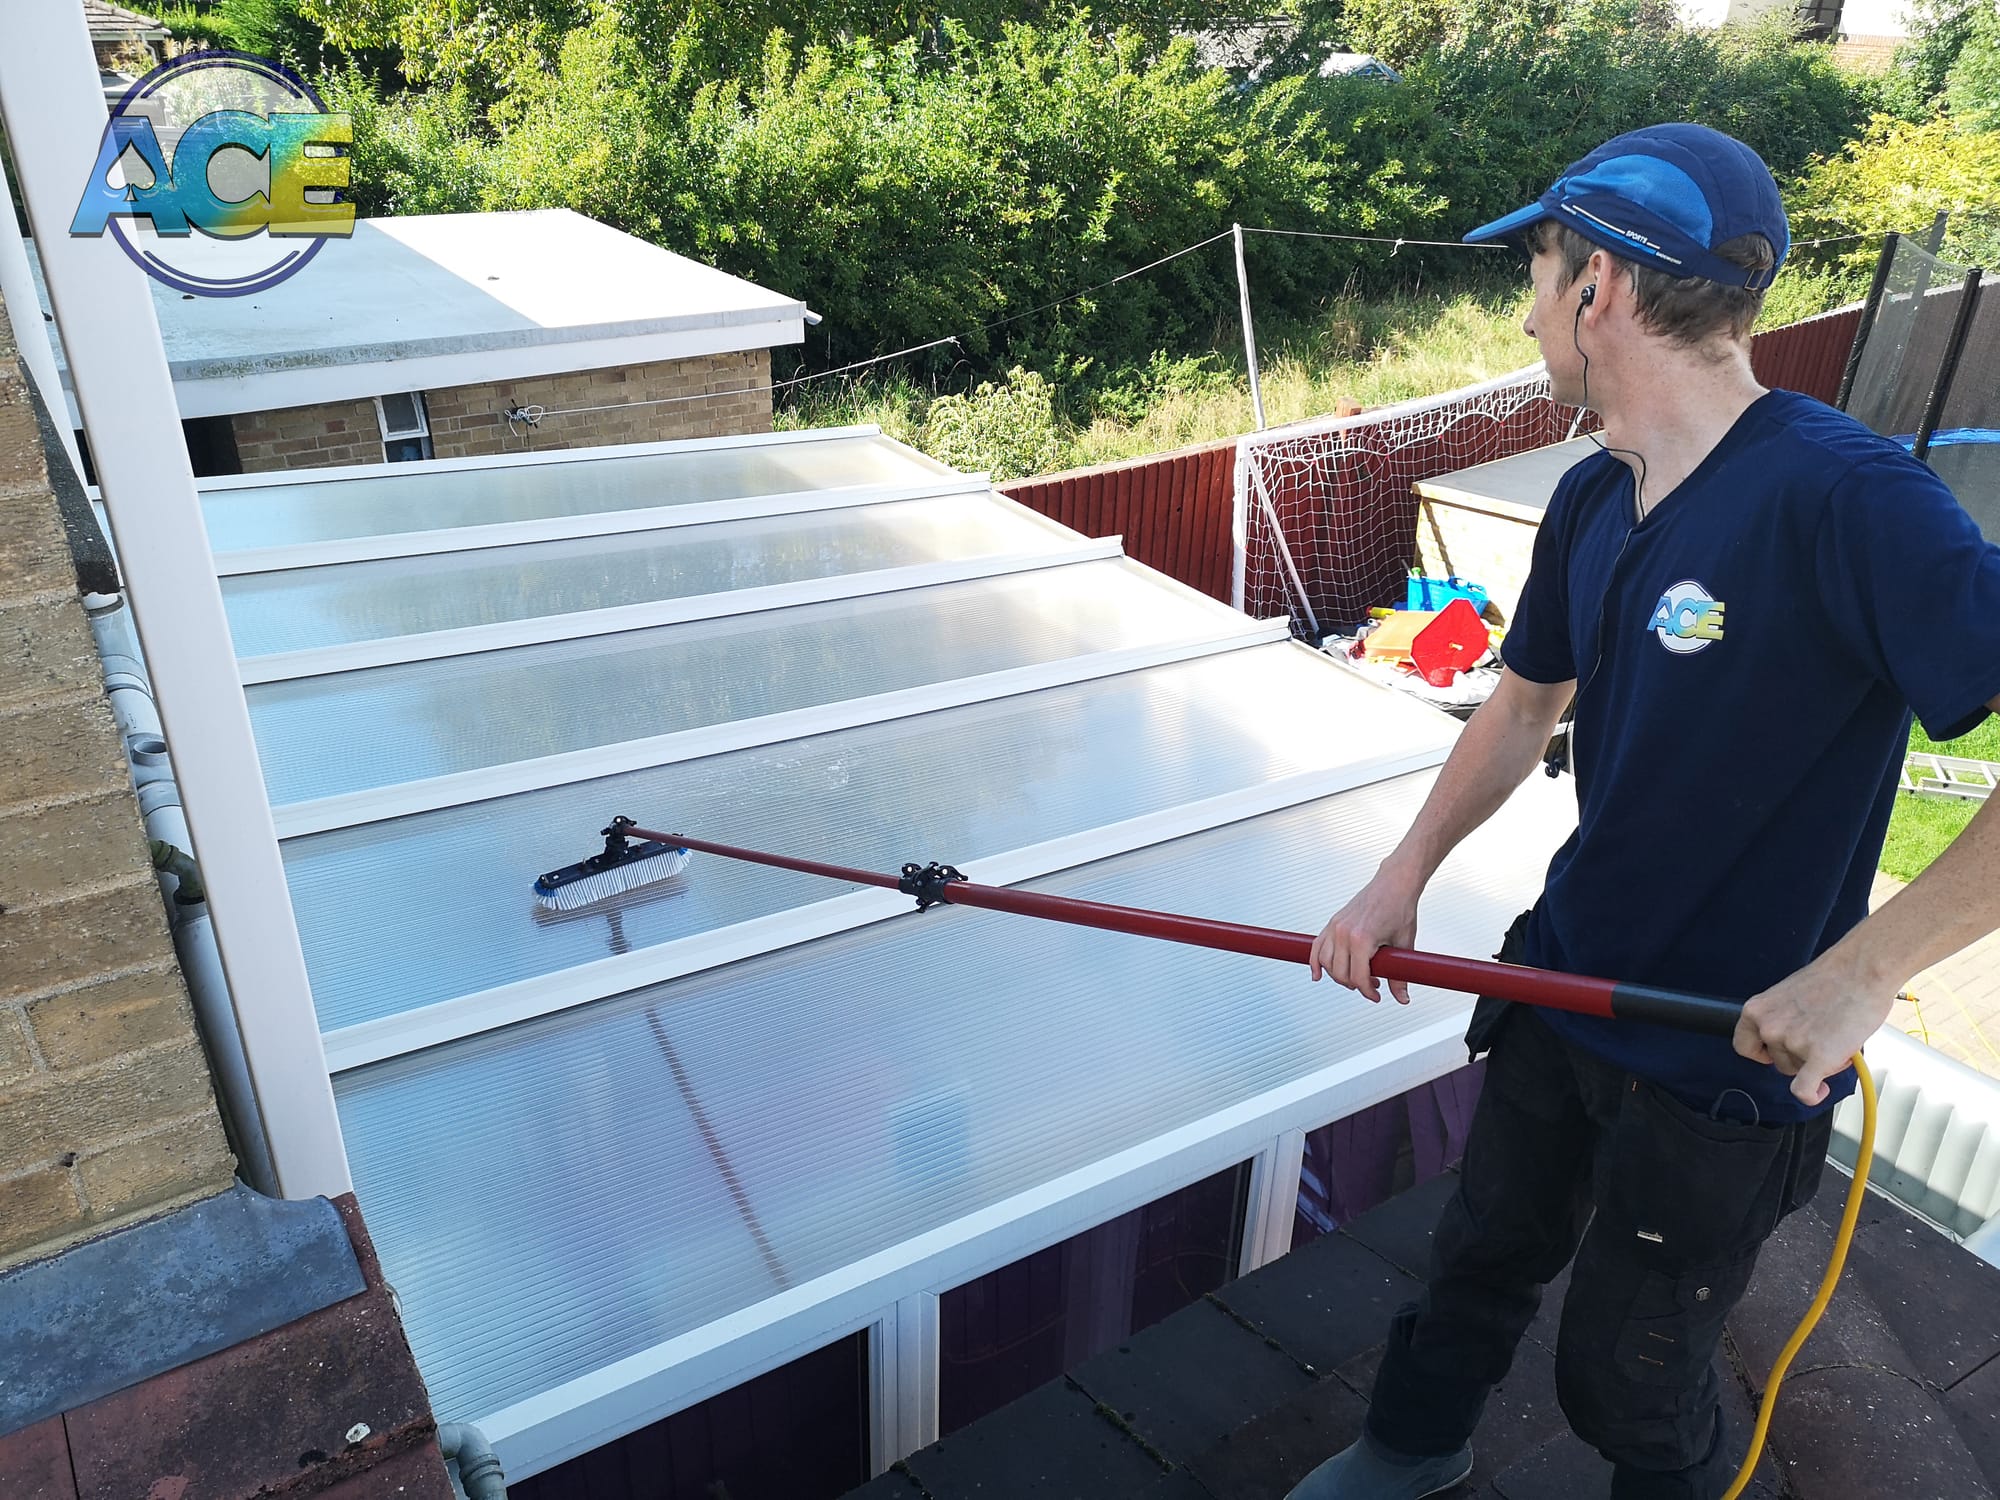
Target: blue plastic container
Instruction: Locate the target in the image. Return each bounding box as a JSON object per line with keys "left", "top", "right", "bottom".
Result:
{"left": 1404, "top": 573, "right": 1489, "bottom": 614}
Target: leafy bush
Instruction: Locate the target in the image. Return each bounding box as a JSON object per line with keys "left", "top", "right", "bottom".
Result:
{"left": 318, "top": 67, "right": 498, "bottom": 216}
{"left": 1788, "top": 115, "right": 2000, "bottom": 270}
{"left": 471, "top": 13, "right": 1448, "bottom": 376}
{"left": 157, "top": 6, "right": 237, "bottom": 49}
{"left": 311, "top": 0, "right": 1885, "bottom": 401}
{"left": 1879, "top": 0, "right": 1992, "bottom": 117}
{"left": 1945, "top": 2, "right": 2000, "bottom": 130}
{"left": 1400, "top": 1, "right": 1874, "bottom": 233}
{"left": 160, "top": 0, "right": 330, "bottom": 64}
{"left": 919, "top": 366, "right": 1066, "bottom": 478}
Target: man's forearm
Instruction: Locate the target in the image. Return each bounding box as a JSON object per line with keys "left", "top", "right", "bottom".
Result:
{"left": 1831, "top": 786, "right": 2000, "bottom": 995}
{"left": 1384, "top": 672, "right": 1571, "bottom": 888}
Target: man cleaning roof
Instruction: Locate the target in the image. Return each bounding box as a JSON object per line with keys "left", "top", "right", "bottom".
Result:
{"left": 1289, "top": 122, "right": 2000, "bottom": 1500}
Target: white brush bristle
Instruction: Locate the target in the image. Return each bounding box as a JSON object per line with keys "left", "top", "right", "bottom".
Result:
{"left": 534, "top": 846, "right": 691, "bottom": 912}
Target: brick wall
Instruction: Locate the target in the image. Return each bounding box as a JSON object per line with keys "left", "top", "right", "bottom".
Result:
{"left": 229, "top": 396, "right": 381, "bottom": 473}
{"left": 230, "top": 349, "right": 773, "bottom": 473}
{"left": 0, "top": 291, "right": 235, "bottom": 1269}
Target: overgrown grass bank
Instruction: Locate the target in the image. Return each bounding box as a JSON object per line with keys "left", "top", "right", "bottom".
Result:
{"left": 776, "top": 284, "right": 1541, "bottom": 474}
{"left": 775, "top": 265, "right": 1858, "bottom": 477}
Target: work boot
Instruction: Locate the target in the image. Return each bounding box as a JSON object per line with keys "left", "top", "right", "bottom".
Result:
{"left": 1283, "top": 1431, "right": 1474, "bottom": 1499}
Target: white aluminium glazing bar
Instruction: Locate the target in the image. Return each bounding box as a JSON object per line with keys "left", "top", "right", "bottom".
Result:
{"left": 211, "top": 476, "right": 994, "bottom": 575}
{"left": 270, "top": 619, "right": 1290, "bottom": 837}
{"left": 192, "top": 423, "right": 901, "bottom": 491}
{"left": 246, "top": 558, "right": 1268, "bottom": 808}
{"left": 0, "top": 9, "right": 349, "bottom": 1197}
{"left": 319, "top": 740, "right": 1449, "bottom": 1072}
{"left": 237, "top": 540, "right": 1124, "bottom": 685}
{"left": 338, "top": 772, "right": 1574, "bottom": 1471}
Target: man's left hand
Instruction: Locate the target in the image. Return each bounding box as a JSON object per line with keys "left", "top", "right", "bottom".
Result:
{"left": 1735, "top": 956, "right": 1895, "bottom": 1107}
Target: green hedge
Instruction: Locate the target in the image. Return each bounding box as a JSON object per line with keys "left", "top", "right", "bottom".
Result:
{"left": 318, "top": 1, "right": 1890, "bottom": 389}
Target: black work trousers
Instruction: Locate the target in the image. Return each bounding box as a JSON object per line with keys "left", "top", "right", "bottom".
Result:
{"left": 1363, "top": 931, "right": 1833, "bottom": 1500}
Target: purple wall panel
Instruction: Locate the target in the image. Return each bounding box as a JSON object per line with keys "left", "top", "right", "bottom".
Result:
{"left": 937, "top": 1161, "right": 1250, "bottom": 1436}
{"left": 509, "top": 1332, "right": 869, "bottom": 1500}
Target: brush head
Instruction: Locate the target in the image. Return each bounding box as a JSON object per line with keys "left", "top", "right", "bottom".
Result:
{"left": 534, "top": 820, "right": 691, "bottom": 912}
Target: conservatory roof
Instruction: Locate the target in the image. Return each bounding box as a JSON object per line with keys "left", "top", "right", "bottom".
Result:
{"left": 196, "top": 423, "right": 1576, "bottom": 1477}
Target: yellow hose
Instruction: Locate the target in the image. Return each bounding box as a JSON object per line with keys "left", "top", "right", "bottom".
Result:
{"left": 1719, "top": 1052, "right": 1878, "bottom": 1500}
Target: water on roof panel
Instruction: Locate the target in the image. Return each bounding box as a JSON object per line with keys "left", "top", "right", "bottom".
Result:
{"left": 221, "top": 494, "right": 1074, "bottom": 660}
{"left": 249, "top": 560, "right": 1251, "bottom": 807}
{"left": 334, "top": 772, "right": 1573, "bottom": 1425}
{"left": 284, "top": 645, "right": 1456, "bottom": 1033}
{"left": 201, "top": 435, "right": 949, "bottom": 554}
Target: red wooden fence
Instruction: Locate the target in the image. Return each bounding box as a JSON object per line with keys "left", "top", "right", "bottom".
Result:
{"left": 1000, "top": 438, "right": 1240, "bottom": 603}
{"left": 1000, "top": 308, "right": 1863, "bottom": 609}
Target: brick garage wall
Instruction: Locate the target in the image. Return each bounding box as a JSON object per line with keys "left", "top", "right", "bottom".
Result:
{"left": 427, "top": 348, "right": 772, "bottom": 458}
{"left": 0, "top": 292, "right": 234, "bottom": 1269}
{"left": 229, "top": 349, "right": 773, "bottom": 473}
{"left": 230, "top": 397, "right": 380, "bottom": 473}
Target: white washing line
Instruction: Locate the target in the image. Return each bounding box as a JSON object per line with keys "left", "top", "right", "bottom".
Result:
{"left": 271, "top": 619, "right": 1293, "bottom": 837}
{"left": 189, "top": 422, "right": 900, "bottom": 492}
{"left": 212, "top": 476, "right": 995, "bottom": 576}
{"left": 319, "top": 749, "right": 1446, "bottom": 1072}
{"left": 476, "top": 1012, "right": 1472, "bottom": 1479}
{"left": 236, "top": 539, "right": 1125, "bottom": 685}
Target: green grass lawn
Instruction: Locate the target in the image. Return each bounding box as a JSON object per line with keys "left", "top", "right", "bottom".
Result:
{"left": 1880, "top": 714, "right": 2000, "bottom": 882}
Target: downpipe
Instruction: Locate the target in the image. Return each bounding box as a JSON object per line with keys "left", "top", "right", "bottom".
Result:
{"left": 86, "top": 592, "right": 279, "bottom": 1194}
{"left": 437, "top": 1423, "right": 508, "bottom": 1500}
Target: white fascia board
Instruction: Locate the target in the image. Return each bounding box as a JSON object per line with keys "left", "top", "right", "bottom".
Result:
{"left": 172, "top": 317, "right": 807, "bottom": 421}
{"left": 236, "top": 539, "right": 1125, "bottom": 685}
{"left": 479, "top": 1011, "right": 1472, "bottom": 1478}
{"left": 195, "top": 424, "right": 888, "bottom": 491}
{"left": 272, "top": 617, "right": 1292, "bottom": 837}
{"left": 213, "top": 476, "right": 994, "bottom": 575}
{"left": 318, "top": 751, "right": 1446, "bottom": 1072}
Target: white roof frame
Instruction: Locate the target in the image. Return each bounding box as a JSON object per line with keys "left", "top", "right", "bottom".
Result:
{"left": 319, "top": 732, "right": 1448, "bottom": 1072}
{"left": 236, "top": 539, "right": 1127, "bottom": 684}
{"left": 212, "top": 475, "right": 995, "bottom": 575}
{"left": 271, "top": 613, "right": 1293, "bottom": 835}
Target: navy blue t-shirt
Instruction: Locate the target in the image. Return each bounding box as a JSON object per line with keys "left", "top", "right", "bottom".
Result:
{"left": 1501, "top": 389, "right": 2000, "bottom": 1123}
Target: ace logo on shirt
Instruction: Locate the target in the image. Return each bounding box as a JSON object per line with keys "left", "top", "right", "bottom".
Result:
{"left": 1648, "top": 580, "right": 1727, "bottom": 654}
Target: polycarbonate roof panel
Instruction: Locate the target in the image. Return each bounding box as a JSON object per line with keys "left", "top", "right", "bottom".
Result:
{"left": 221, "top": 494, "right": 1075, "bottom": 659}
{"left": 249, "top": 560, "right": 1254, "bottom": 807}
{"left": 336, "top": 770, "right": 1575, "bottom": 1423}
{"left": 283, "top": 645, "right": 1460, "bottom": 1031}
{"left": 201, "top": 434, "right": 950, "bottom": 554}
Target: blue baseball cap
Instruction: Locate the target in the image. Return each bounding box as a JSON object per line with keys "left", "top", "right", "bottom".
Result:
{"left": 1463, "top": 123, "right": 1788, "bottom": 290}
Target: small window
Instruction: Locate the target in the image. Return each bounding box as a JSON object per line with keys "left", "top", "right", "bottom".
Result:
{"left": 374, "top": 392, "right": 433, "bottom": 462}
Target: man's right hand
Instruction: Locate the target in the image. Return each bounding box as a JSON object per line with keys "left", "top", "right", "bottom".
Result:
{"left": 1309, "top": 861, "right": 1424, "bottom": 1004}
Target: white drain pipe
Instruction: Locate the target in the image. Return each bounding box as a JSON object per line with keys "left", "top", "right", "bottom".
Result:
{"left": 89, "top": 593, "right": 279, "bottom": 1195}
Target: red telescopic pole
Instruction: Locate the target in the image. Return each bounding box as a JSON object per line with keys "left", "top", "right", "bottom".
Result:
{"left": 627, "top": 828, "right": 1747, "bottom": 1037}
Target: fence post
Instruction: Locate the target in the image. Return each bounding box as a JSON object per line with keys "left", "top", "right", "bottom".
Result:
{"left": 1233, "top": 224, "right": 1267, "bottom": 432}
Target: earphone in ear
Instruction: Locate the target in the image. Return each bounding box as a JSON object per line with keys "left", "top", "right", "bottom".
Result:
{"left": 1579, "top": 282, "right": 1598, "bottom": 306}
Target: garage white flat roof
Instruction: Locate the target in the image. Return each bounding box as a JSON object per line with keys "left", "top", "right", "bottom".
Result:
{"left": 35, "top": 210, "right": 809, "bottom": 418}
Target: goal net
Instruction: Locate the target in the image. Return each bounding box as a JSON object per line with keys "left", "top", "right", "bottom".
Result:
{"left": 1232, "top": 366, "right": 1587, "bottom": 638}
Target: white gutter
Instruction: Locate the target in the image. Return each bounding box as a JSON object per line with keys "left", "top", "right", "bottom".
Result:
{"left": 89, "top": 595, "right": 279, "bottom": 1194}
{"left": 0, "top": 8, "right": 351, "bottom": 1198}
